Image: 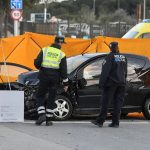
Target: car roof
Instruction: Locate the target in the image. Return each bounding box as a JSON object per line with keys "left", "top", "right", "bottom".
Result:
{"left": 71, "top": 53, "right": 149, "bottom": 61}
{"left": 70, "top": 53, "right": 150, "bottom": 73}
{"left": 68, "top": 53, "right": 106, "bottom": 59}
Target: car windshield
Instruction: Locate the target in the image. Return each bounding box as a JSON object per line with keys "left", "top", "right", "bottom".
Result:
{"left": 122, "top": 31, "right": 139, "bottom": 38}
{"left": 67, "top": 54, "right": 98, "bottom": 74}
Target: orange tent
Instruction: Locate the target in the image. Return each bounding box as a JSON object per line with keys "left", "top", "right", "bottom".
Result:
{"left": 85, "top": 36, "right": 150, "bottom": 57}
{"left": 0, "top": 32, "right": 91, "bottom": 82}
{"left": 0, "top": 32, "right": 91, "bottom": 69}
{"left": 1, "top": 32, "right": 150, "bottom": 83}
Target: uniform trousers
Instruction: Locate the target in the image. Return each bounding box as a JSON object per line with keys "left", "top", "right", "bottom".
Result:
{"left": 36, "top": 77, "right": 58, "bottom": 119}
{"left": 96, "top": 85, "right": 126, "bottom": 124}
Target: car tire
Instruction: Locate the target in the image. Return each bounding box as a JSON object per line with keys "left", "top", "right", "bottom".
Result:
{"left": 143, "top": 98, "right": 150, "bottom": 120}
{"left": 53, "top": 95, "right": 73, "bottom": 121}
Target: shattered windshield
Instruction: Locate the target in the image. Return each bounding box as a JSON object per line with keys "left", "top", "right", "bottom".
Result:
{"left": 67, "top": 55, "right": 89, "bottom": 74}
{"left": 67, "top": 54, "right": 101, "bottom": 74}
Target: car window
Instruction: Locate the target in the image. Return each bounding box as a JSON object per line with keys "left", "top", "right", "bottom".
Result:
{"left": 138, "top": 33, "right": 150, "bottom": 38}
{"left": 67, "top": 56, "right": 89, "bottom": 74}
{"left": 82, "top": 58, "right": 104, "bottom": 86}
{"left": 127, "top": 56, "right": 146, "bottom": 80}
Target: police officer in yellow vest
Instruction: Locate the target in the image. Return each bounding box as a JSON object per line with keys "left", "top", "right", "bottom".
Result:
{"left": 34, "top": 36, "right": 68, "bottom": 126}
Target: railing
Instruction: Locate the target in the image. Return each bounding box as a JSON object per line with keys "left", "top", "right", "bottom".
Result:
{"left": 19, "top": 22, "right": 135, "bottom": 38}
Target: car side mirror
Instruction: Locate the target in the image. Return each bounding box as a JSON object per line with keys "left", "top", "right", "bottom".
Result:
{"left": 78, "top": 78, "right": 87, "bottom": 89}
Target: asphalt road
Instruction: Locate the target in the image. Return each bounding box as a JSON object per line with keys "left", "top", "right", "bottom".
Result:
{"left": 0, "top": 115, "right": 150, "bottom": 150}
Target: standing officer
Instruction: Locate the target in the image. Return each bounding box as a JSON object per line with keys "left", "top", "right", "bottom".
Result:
{"left": 91, "top": 42, "right": 127, "bottom": 128}
{"left": 34, "top": 36, "right": 68, "bottom": 126}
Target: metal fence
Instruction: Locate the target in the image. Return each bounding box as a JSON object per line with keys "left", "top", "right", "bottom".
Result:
{"left": 20, "top": 21, "right": 134, "bottom": 38}
{"left": 0, "top": 8, "right": 139, "bottom": 39}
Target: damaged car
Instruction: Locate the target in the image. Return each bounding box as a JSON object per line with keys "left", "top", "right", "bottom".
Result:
{"left": 14, "top": 53, "right": 150, "bottom": 120}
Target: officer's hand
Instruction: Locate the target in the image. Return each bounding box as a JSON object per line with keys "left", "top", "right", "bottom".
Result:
{"left": 64, "top": 86, "right": 68, "bottom": 92}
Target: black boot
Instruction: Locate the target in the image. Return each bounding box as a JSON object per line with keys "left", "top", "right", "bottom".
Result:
{"left": 91, "top": 120, "right": 103, "bottom": 127}
{"left": 46, "top": 117, "right": 53, "bottom": 126}
{"left": 35, "top": 114, "right": 46, "bottom": 125}
{"left": 108, "top": 123, "right": 119, "bottom": 128}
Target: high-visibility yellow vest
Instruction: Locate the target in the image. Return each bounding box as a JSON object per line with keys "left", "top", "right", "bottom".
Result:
{"left": 41, "top": 47, "right": 65, "bottom": 69}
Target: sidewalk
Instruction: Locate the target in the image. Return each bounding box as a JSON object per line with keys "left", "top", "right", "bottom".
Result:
{"left": 0, "top": 124, "right": 73, "bottom": 150}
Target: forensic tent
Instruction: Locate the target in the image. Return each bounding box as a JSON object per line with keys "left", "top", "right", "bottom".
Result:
{"left": 85, "top": 36, "right": 150, "bottom": 58}
{"left": 1, "top": 32, "right": 150, "bottom": 83}
{"left": 0, "top": 32, "right": 91, "bottom": 82}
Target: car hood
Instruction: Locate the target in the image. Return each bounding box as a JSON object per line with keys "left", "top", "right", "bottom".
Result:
{"left": 17, "top": 71, "right": 39, "bottom": 85}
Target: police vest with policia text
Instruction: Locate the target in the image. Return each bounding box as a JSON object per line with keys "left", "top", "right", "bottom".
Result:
{"left": 42, "top": 47, "right": 65, "bottom": 69}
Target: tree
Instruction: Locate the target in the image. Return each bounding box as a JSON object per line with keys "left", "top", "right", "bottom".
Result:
{"left": 77, "top": 4, "right": 95, "bottom": 23}
{"left": 109, "top": 9, "right": 136, "bottom": 23}
{"left": 0, "top": 0, "right": 38, "bottom": 37}
{"left": 0, "top": 0, "right": 9, "bottom": 37}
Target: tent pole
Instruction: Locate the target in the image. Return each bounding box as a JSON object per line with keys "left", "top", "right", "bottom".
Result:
{"left": 0, "top": 40, "right": 11, "bottom": 90}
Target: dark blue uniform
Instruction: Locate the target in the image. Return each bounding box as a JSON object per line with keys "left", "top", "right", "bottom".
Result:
{"left": 96, "top": 51, "right": 127, "bottom": 126}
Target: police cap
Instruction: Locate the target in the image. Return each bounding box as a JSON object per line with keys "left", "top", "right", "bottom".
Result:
{"left": 55, "top": 36, "right": 66, "bottom": 44}
{"left": 109, "top": 42, "right": 118, "bottom": 49}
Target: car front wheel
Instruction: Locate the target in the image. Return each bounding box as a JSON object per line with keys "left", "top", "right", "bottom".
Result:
{"left": 143, "top": 98, "right": 150, "bottom": 120}
{"left": 53, "top": 95, "right": 73, "bottom": 121}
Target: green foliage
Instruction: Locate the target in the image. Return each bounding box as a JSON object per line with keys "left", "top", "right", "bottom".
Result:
{"left": 1, "top": 0, "right": 150, "bottom": 23}
{"left": 109, "top": 9, "right": 136, "bottom": 23}
{"left": 0, "top": 0, "right": 10, "bottom": 13}
{"left": 23, "top": 0, "right": 38, "bottom": 7}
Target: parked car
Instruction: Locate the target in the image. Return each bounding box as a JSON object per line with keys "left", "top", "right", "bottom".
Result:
{"left": 12, "top": 53, "right": 150, "bottom": 120}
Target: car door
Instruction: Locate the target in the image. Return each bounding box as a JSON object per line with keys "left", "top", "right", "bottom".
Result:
{"left": 108, "top": 55, "right": 148, "bottom": 109}
{"left": 122, "top": 55, "right": 148, "bottom": 107}
{"left": 76, "top": 57, "right": 105, "bottom": 109}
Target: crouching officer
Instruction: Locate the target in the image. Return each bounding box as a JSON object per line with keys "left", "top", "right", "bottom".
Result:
{"left": 34, "top": 36, "right": 68, "bottom": 126}
{"left": 91, "top": 42, "right": 127, "bottom": 128}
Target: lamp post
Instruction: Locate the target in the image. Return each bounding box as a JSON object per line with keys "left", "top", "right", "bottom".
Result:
{"left": 44, "top": 0, "right": 48, "bottom": 23}
{"left": 143, "top": 0, "right": 146, "bottom": 19}
{"left": 93, "top": 0, "right": 96, "bottom": 16}
{"left": 117, "top": 0, "right": 120, "bottom": 9}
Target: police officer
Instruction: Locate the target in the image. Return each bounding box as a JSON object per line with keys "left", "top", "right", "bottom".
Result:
{"left": 91, "top": 42, "right": 127, "bottom": 128}
{"left": 34, "top": 36, "right": 68, "bottom": 126}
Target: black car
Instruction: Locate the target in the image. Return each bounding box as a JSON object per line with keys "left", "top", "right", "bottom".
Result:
{"left": 16, "top": 53, "right": 150, "bottom": 120}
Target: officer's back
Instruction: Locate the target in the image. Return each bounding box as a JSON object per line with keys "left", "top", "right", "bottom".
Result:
{"left": 100, "top": 42, "right": 127, "bottom": 88}
{"left": 34, "top": 36, "right": 67, "bottom": 83}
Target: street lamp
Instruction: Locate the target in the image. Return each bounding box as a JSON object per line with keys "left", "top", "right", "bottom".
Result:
{"left": 143, "top": 0, "right": 146, "bottom": 19}
{"left": 93, "top": 0, "right": 96, "bottom": 16}
{"left": 44, "top": 0, "right": 48, "bottom": 23}
{"left": 117, "top": 0, "right": 120, "bottom": 9}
